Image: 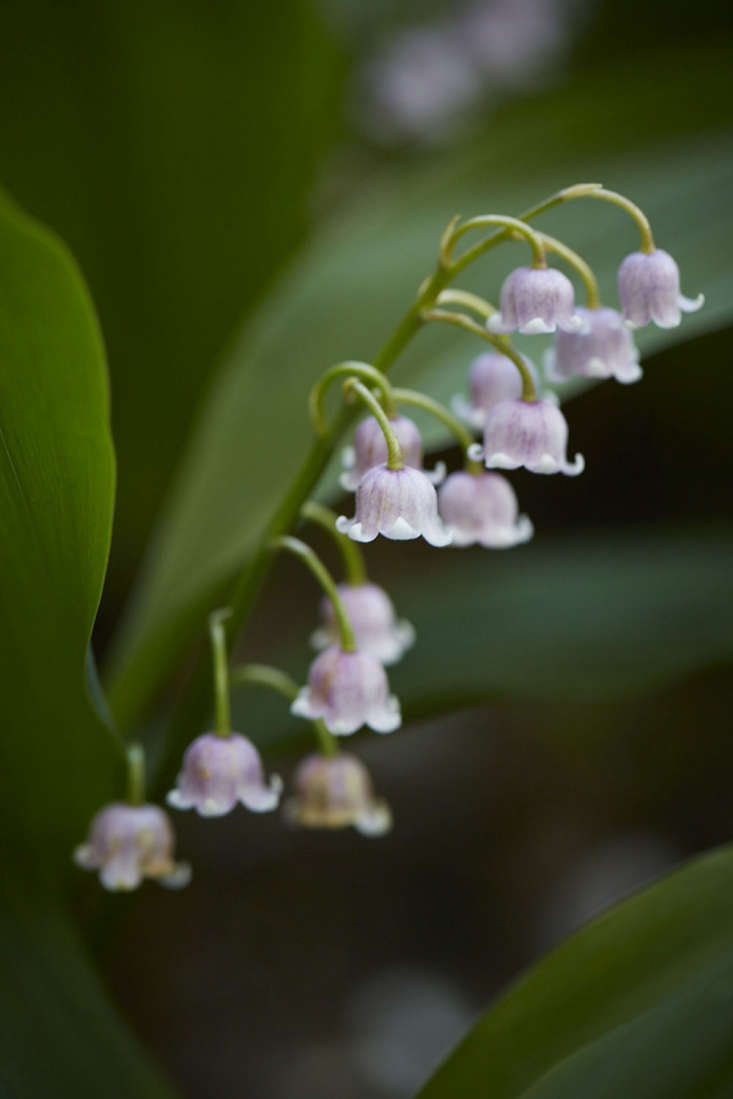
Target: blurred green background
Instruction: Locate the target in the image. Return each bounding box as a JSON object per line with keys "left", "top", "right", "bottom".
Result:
{"left": 1, "top": 0, "right": 732, "bottom": 1096}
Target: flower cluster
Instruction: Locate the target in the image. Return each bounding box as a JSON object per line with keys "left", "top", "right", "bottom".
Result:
{"left": 75, "top": 184, "right": 702, "bottom": 890}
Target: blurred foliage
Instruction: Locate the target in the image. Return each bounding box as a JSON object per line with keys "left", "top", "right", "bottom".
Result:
{"left": 103, "top": 46, "right": 733, "bottom": 738}
{"left": 418, "top": 843, "right": 733, "bottom": 1097}
{"left": 0, "top": 0, "right": 345, "bottom": 601}
{"left": 0, "top": 196, "right": 175, "bottom": 1097}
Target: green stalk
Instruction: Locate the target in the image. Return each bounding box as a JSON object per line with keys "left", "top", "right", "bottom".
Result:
{"left": 271, "top": 535, "right": 356, "bottom": 652}
{"left": 232, "top": 663, "right": 338, "bottom": 757}
{"left": 301, "top": 501, "right": 367, "bottom": 586}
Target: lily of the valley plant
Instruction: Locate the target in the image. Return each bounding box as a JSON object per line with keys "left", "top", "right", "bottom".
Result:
{"left": 75, "top": 183, "right": 703, "bottom": 890}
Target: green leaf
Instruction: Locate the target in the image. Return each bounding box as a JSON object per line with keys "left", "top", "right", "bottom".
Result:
{"left": 0, "top": 196, "right": 177, "bottom": 1096}
{"left": 415, "top": 843, "right": 733, "bottom": 1098}
{"left": 104, "top": 46, "right": 733, "bottom": 732}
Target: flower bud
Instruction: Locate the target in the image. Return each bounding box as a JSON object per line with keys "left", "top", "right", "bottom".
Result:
{"left": 291, "top": 646, "right": 401, "bottom": 736}
{"left": 341, "top": 414, "right": 445, "bottom": 491}
{"left": 438, "top": 471, "right": 533, "bottom": 548}
{"left": 544, "top": 306, "right": 642, "bottom": 385}
{"left": 285, "top": 753, "right": 392, "bottom": 836}
{"left": 167, "top": 732, "right": 282, "bottom": 817}
{"left": 617, "top": 249, "right": 703, "bottom": 329}
{"left": 74, "top": 803, "right": 191, "bottom": 892}
{"left": 479, "top": 398, "right": 584, "bottom": 476}
{"left": 311, "top": 582, "right": 415, "bottom": 666}
{"left": 487, "top": 266, "right": 583, "bottom": 335}
{"left": 336, "top": 464, "right": 452, "bottom": 546}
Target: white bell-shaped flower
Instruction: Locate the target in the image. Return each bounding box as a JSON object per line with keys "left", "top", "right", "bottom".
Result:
{"left": 285, "top": 752, "right": 392, "bottom": 836}
{"left": 479, "top": 398, "right": 584, "bottom": 476}
{"left": 544, "top": 306, "right": 642, "bottom": 385}
{"left": 336, "top": 464, "right": 452, "bottom": 546}
{"left": 291, "top": 646, "right": 401, "bottom": 736}
{"left": 341, "top": 414, "right": 445, "bottom": 491}
{"left": 617, "top": 249, "right": 703, "bottom": 329}
{"left": 438, "top": 471, "right": 533, "bottom": 548}
{"left": 167, "top": 732, "right": 282, "bottom": 817}
{"left": 487, "top": 266, "right": 584, "bottom": 335}
{"left": 74, "top": 803, "right": 191, "bottom": 892}
{"left": 311, "top": 582, "right": 415, "bottom": 666}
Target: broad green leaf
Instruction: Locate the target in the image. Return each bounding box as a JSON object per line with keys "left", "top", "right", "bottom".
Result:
{"left": 0, "top": 0, "right": 343, "bottom": 584}
{"left": 0, "top": 196, "right": 177, "bottom": 1096}
{"left": 105, "top": 46, "right": 733, "bottom": 731}
{"left": 415, "top": 843, "right": 733, "bottom": 1098}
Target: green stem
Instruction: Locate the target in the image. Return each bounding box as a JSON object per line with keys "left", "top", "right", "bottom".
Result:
{"left": 232, "top": 663, "right": 338, "bottom": 758}
{"left": 443, "top": 214, "right": 547, "bottom": 269}
{"left": 209, "top": 607, "right": 232, "bottom": 738}
{"left": 310, "top": 361, "right": 397, "bottom": 435}
{"left": 127, "top": 742, "right": 146, "bottom": 806}
{"left": 391, "top": 386, "right": 476, "bottom": 460}
{"left": 343, "top": 378, "right": 404, "bottom": 470}
{"left": 537, "top": 232, "right": 601, "bottom": 309}
{"left": 271, "top": 535, "right": 356, "bottom": 652}
{"left": 421, "top": 308, "right": 538, "bottom": 403}
{"left": 449, "top": 182, "right": 603, "bottom": 277}
{"left": 301, "top": 501, "right": 367, "bottom": 586}
{"left": 436, "top": 288, "right": 496, "bottom": 320}
{"left": 148, "top": 185, "right": 597, "bottom": 794}
{"left": 586, "top": 187, "right": 655, "bottom": 253}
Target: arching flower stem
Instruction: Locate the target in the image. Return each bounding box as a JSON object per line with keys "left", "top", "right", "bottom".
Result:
{"left": 231, "top": 662, "right": 338, "bottom": 757}
{"left": 442, "top": 214, "right": 547, "bottom": 269}
{"left": 534, "top": 232, "right": 601, "bottom": 309}
{"left": 343, "top": 378, "right": 404, "bottom": 471}
{"left": 301, "top": 501, "right": 367, "bottom": 586}
{"left": 584, "top": 188, "right": 655, "bottom": 253}
{"left": 447, "top": 183, "right": 602, "bottom": 277}
{"left": 127, "top": 742, "right": 146, "bottom": 806}
{"left": 436, "top": 288, "right": 497, "bottom": 321}
{"left": 209, "top": 608, "right": 233, "bottom": 738}
{"left": 420, "top": 308, "right": 538, "bottom": 403}
{"left": 390, "top": 387, "right": 482, "bottom": 474}
{"left": 310, "top": 361, "right": 397, "bottom": 436}
{"left": 151, "top": 183, "right": 600, "bottom": 792}
{"left": 270, "top": 535, "right": 357, "bottom": 653}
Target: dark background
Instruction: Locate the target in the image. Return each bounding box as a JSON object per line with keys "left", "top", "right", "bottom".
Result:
{"left": 2, "top": 2, "right": 732, "bottom": 1096}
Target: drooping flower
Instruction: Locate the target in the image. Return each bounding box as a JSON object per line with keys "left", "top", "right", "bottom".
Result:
{"left": 478, "top": 398, "right": 584, "bottom": 475}
{"left": 340, "top": 414, "right": 445, "bottom": 491}
{"left": 285, "top": 752, "right": 392, "bottom": 836}
{"left": 74, "top": 803, "right": 191, "bottom": 892}
{"left": 487, "top": 266, "right": 584, "bottom": 335}
{"left": 336, "top": 464, "right": 452, "bottom": 546}
{"left": 617, "top": 249, "right": 704, "bottom": 329}
{"left": 438, "top": 471, "right": 533, "bottom": 548}
{"left": 167, "top": 732, "right": 282, "bottom": 817}
{"left": 291, "top": 646, "right": 401, "bottom": 736}
{"left": 311, "top": 582, "right": 415, "bottom": 666}
{"left": 544, "top": 306, "right": 642, "bottom": 385}
{"left": 452, "top": 351, "right": 540, "bottom": 427}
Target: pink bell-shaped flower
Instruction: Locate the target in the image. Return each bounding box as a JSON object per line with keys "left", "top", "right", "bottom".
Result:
{"left": 336, "top": 464, "right": 452, "bottom": 546}
{"left": 167, "top": 732, "right": 282, "bottom": 817}
{"left": 487, "top": 266, "right": 583, "bottom": 335}
{"left": 285, "top": 752, "right": 392, "bottom": 836}
{"left": 617, "top": 249, "right": 703, "bottom": 329}
{"left": 74, "top": 803, "right": 191, "bottom": 892}
{"left": 291, "top": 646, "right": 401, "bottom": 736}
{"left": 438, "top": 471, "right": 533, "bottom": 548}
{"left": 478, "top": 398, "right": 584, "bottom": 476}
{"left": 453, "top": 351, "right": 539, "bottom": 428}
{"left": 544, "top": 306, "right": 642, "bottom": 385}
{"left": 311, "top": 582, "right": 415, "bottom": 666}
{"left": 341, "top": 414, "right": 445, "bottom": 491}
